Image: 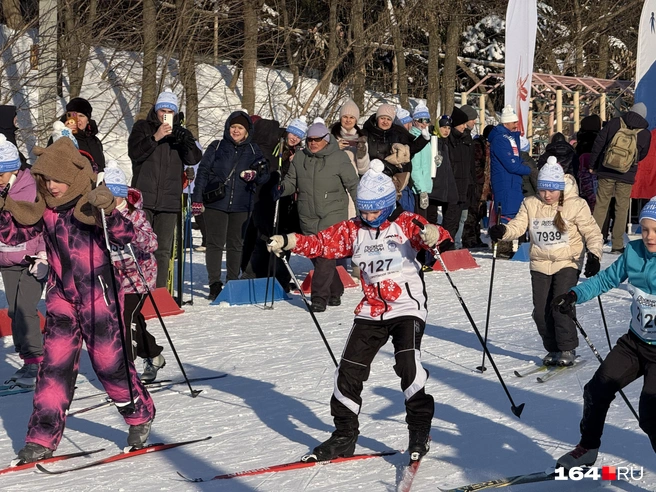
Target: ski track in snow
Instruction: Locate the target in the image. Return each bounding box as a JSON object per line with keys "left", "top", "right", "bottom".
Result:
{"left": 1, "top": 240, "right": 654, "bottom": 491}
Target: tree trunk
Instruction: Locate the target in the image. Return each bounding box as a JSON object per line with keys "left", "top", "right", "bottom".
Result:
{"left": 242, "top": 0, "right": 260, "bottom": 114}
{"left": 61, "top": 0, "right": 96, "bottom": 98}
{"left": 573, "top": 0, "right": 584, "bottom": 74}
{"left": 319, "top": 0, "right": 338, "bottom": 95}
{"left": 228, "top": 67, "right": 241, "bottom": 92}
{"left": 426, "top": 10, "right": 440, "bottom": 121}
{"left": 138, "top": 0, "right": 157, "bottom": 120}
{"left": 442, "top": 9, "right": 460, "bottom": 113}
{"left": 351, "top": 0, "right": 365, "bottom": 112}
{"left": 387, "top": 0, "right": 407, "bottom": 108}
{"left": 176, "top": 0, "right": 199, "bottom": 138}
{"left": 596, "top": 30, "right": 610, "bottom": 79}
{"left": 280, "top": 0, "right": 299, "bottom": 96}
{"left": 3, "top": 0, "right": 25, "bottom": 30}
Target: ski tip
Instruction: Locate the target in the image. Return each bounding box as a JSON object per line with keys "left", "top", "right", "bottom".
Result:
{"left": 35, "top": 463, "right": 53, "bottom": 474}
{"left": 301, "top": 454, "right": 318, "bottom": 463}
{"left": 176, "top": 471, "right": 204, "bottom": 482}
{"left": 511, "top": 402, "right": 525, "bottom": 418}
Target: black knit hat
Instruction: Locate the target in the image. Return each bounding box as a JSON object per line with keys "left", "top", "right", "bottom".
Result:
{"left": 451, "top": 107, "right": 468, "bottom": 127}
{"left": 66, "top": 98, "right": 93, "bottom": 119}
{"left": 580, "top": 114, "right": 602, "bottom": 132}
{"left": 230, "top": 114, "right": 250, "bottom": 130}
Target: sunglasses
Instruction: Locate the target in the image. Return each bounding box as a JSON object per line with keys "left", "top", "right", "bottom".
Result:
{"left": 416, "top": 118, "right": 431, "bottom": 124}
{"left": 307, "top": 135, "right": 328, "bottom": 143}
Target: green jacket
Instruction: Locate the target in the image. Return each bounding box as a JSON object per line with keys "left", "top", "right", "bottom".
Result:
{"left": 281, "top": 136, "right": 359, "bottom": 234}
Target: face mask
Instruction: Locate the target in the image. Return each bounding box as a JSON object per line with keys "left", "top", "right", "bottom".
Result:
{"left": 361, "top": 205, "right": 394, "bottom": 228}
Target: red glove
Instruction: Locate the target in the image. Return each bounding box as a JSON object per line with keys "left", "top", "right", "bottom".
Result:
{"left": 240, "top": 170, "right": 257, "bottom": 182}
{"left": 191, "top": 202, "right": 205, "bottom": 216}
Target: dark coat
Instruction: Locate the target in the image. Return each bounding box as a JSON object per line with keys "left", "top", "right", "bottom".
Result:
{"left": 590, "top": 111, "right": 651, "bottom": 184}
{"left": 0, "top": 105, "right": 27, "bottom": 168}
{"left": 428, "top": 137, "right": 458, "bottom": 204}
{"left": 129, "top": 107, "right": 203, "bottom": 213}
{"left": 537, "top": 135, "right": 579, "bottom": 177}
{"left": 447, "top": 127, "right": 475, "bottom": 204}
{"left": 192, "top": 111, "right": 268, "bottom": 214}
{"left": 47, "top": 115, "right": 106, "bottom": 171}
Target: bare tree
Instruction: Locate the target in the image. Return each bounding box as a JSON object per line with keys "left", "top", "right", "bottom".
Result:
{"left": 425, "top": 6, "right": 441, "bottom": 120}
{"left": 59, "top": 0, "right": 98, "bottom": 98}
{"left": 386, "top": 0, "right": 408, "bottom": 108}
{"left": 441, "top": 7, "right": 460, "bottom": 113}
{"left": 242, "top": 0, "right": 262, "bottom": 114}
{"left": 137, "top": 0, "right": 157, "bottom": 120}
{"left": 2, "top": 0, "right": 25, "bottom": 30}
{"left": 350, "top": 0, "right": 365, "bottom": 111}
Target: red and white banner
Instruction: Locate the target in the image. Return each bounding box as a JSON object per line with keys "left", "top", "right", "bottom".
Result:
{"left": 504, "top": 0, "right": 538, "bottom": 137}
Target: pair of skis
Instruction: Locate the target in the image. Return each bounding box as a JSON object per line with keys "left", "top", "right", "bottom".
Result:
{"left": 513, "top": 358, "right": 587, "bottom": 383}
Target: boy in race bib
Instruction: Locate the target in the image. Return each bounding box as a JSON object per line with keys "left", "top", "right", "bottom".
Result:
{"left": 553, "top": 197, "right": 656, "bottom": 470}
{"left": 489, "top": 158, "right": 603, "bottom": 367}
{"left": 267, "top": 159, "right": 449, "bottom": 464}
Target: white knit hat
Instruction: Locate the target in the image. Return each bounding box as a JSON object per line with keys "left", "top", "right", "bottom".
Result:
{"left": 537, "top": 157, "right": 565, "bottom": 191}
{"left": 639, "top": 196, "right": 656, "bottom": 224}
{"left": 413, "top": 103, "right": 430, "bottom": 120}
{"left": 0, "top": 134, "right": 20, "bottom": 173}
{"left": 356, "top": 160, "right": 396, "bottom": 211}
{"left": 104, "top": 160, "right": 128, "bottom": 198}
{"left": 500, "top": 105, "right": 519, "bottom": 124}
{"left": 51, "top": 121, "right": 78, "bottom": 149}
{"left": 339, "top": 99, "right": 360, "bottom": 120}
{"left": 396, "top": 106, "right": 413, "bottom": 125}
{"left": 287, "top": 116, "right": 308, "bottom": 139}
{"left": 155, "top": 88, "right": 179, "bottom": 113}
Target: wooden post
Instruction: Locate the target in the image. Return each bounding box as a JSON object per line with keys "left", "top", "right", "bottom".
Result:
{"left": 556, "top": 89, "right": 563, "bottom": 134}
{"left": 479, "top": 94, "right": 485, "bottom": 135}
{"left": 599, "top": 93, "right": 607, "bottom": 121}
{"left": 573, "top": 91, "right": 580, "bottom": 133}
{"left": 548, "top": 98, "right": 555, "bottom": 139}
{"left": 461, "top": 92, "right": 467, "bottom": 105}
{"left": 527, "top": 108, "right": 533, "bottom": 156}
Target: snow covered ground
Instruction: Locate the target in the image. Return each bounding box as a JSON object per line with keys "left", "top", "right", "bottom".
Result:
{"left": 1, "top": 236, "right": 654, "bottom": 491}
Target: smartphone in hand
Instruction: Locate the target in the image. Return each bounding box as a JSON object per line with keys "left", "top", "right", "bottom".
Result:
{"left": 162, "top": 113, "right": 173, "bottom": 127}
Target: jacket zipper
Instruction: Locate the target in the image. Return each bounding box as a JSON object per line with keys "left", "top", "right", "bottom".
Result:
{"left": 228, "top": 149, "right": 238, "bottom": 210}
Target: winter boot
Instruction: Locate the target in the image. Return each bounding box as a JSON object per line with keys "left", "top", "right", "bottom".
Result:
{"left": 328, "top": 296, "right": 341, "bottom": 307}
{"left": 208, "top": 282, "right": 223, "bottom": 302}
{"left": 127, "top": 420, "right": 153, "bottom": 449}
{"left": 310, "top": 299, "right": 326, "bottom": 313}
{"left": 556, "top": 444, "right": 598, "bottom": 470}
{"left": 408, "top": 428, "right": 431, "bottom": 461}
{"left": 542, "top": 352, "right": 560, "bottom": 366}
{"left": 7, "top": 363, "right": 29, "bottom": 383}
{"left": 140, "top": 354, "right": 166, "bottom": 384}
{"left": 302, "top": 430, "right": 358, "bottom": 462}
{"left": 14, "top": 363, "right": 39, "bottom": 388}
{"left": 557, "top": 350, "right": 576, "bottom": 366}
{"left": 16, "top": 443, "right": 53, "bottom": 464}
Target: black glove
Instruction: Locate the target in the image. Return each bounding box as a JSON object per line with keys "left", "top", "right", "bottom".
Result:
{"left": 552, "top": 291, "right": 578, "bottom": 318}
{"left": 172, "top": 125, "right": 196, "bottom": 149}
{"left": 488, "top": 224, "right": 507, "bottom": 242}
{"left": 437, "top": 238, "right": 454, "bottom": 253}
{"left": 271, "top": 184, "right": 283, "bottom": 201}
{"left": 584, "top": 252, "right": 600, "bottom": 278}
{"left": 185, "top": 166, "right": 195, "bottom": 182}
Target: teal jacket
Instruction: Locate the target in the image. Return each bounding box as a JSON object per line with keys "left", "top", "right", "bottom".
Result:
{"left": 572, "top": 239, "right": 656, "bottom": 344}
{"left": 409, "top": 127, "right": 432, "bottom": 194}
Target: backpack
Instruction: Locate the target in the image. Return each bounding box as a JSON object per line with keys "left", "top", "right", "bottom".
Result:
{"left": 603, "top": 118, "right": 641, "bottom": 173}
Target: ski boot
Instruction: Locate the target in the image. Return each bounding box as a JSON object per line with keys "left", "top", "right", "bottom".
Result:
{"left": 127, "top": 420, "right": 153, "bottom": 449}
{"left": 141, "top": 354, "right": 166, "bottom": 383}
{"left": 556, "top": 444, "right": 598, "bottom": 470}
{"left": 542, "top": 352, "right": 560, "bottom": 366}
{"left": 14, "top": 363, "right": 39, "bottom": 388}
{"left": 302, "top": 430, "right": 358, "bottom": 462}
{"left": 408, "top": 428, "right": 430, "bottom": 462}
{"left": 556, "top": 350, "right": 576, "bottom": 366}
{"left": 15, "top": 443, "right": 53, "bottom": 464}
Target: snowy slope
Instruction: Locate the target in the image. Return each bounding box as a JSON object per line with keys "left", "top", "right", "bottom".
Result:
{"left": 1, "top": 241, "right": 654, "bottom": 491}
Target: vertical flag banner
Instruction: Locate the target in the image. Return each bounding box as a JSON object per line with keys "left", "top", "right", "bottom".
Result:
{"left": 504, "top": 0, "right": 538, "bottom": 137}
{"left": 636, "top": 0, "right": 656, "bottom": 130}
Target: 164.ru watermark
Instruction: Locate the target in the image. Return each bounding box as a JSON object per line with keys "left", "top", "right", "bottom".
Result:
{"left": 555, "top": 466, "right": 644, "bottom": 481}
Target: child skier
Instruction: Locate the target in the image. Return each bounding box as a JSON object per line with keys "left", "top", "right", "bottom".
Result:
{"left": 553, "top": 197, "right": 656, "bottom": 469}
{"left": 267, "top": 159, "right": 448, "bottom": 462}
{"left": 489, "top": 158, "right": 603, "bottom": 366}
{"left": 0, "top": 135, "right": 46, "bottom": 387}
{"left": 0, "top": 138, "right": 155, "bottom": 463}
{"left": 104, "top": 161, "right": 165, "bottom": 383}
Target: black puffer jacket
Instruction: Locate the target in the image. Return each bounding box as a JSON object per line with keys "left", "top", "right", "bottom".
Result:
{"left": 0, "top": 105, "right": 28, "bottom": 168}
{"left": 46, "top": 116, "right": 106, "bottom": 171}
{"left": 537, "top": 133, "right": 579, "bottom": 177}
{"left": 590, "top": 111, "right": 651, "bottom": 184}
{"left": 129, "top": 107, "right": 203, "bottom": 212}
{"left": 429, "top": 137, "right": 458, "bottom": 204}
{"left": 447, "top": 127, "right": 475, "bottom": 204}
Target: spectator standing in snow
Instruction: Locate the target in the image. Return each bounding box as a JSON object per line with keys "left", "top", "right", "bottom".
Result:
{"left": 554, "top": 197, "right": 656, "bottom": 470}
{"left": 331, "top": 99, "right": 369, "bottom": 177}
{"left": 576, "top": 114, "right": 602, "bottom": 212}
{"left": 267, "top": 160, "right": 449, "bottom": 463}
{"left": 128, "top": 89, "right": 202, "bottom": 288}
{"left": 409, "top": 103, "right": 433, "bottom": 215}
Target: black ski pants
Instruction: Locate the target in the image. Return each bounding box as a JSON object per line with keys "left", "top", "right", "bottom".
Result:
{"left": 123, "top": 293, "right": 163, "bottom": 361}
{"left": 310, "top": 257, "right": 344, "bottom": 306}
{"left": 530, "top": 267, "right": 580, "bottom": 352}
{"left": 579, "top": 331, "right": 656, "bottom": 452}
{"left": 330, "top": 316, "right": 434, "bottom": 434}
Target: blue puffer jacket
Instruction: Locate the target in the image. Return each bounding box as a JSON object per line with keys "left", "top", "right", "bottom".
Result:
{"left": 573, "top": 239, "right": 656, "bottom": 344}
{"left": 192, "top": 111, "right": 269, "bottom": 213}
{"left": 488, "top": 125, "right": 530, "bottom": 218}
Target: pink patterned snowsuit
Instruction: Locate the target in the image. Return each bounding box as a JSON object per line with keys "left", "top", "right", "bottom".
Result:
{"left": 0, "top": 204, "right": 155, "bottom": 450}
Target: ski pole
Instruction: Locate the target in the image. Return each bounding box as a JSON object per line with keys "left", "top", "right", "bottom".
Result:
{"left": 264, "top": 137, "right": 285, "bottom": 310}
{"left": 280, "top": 255, "right": 338, "bottom": 367}
{"left": 572, "top": 316, "right": 639, "bottom": 422}
{"left": 477, "top": 203, "right": 501, "bottom": 373}
{"left": 597, "top": 297, "right": 612, "bottom": 351}
{"left": 183, "top": 188, "right": 194, "bottom": 306}
{"left": 412, "top": 219, "right": 524, "bottom": 417}
{"left": 126, "top": 243, "right": 202, "bottom": 398}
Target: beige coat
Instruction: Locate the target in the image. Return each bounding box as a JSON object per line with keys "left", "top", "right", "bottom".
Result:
{"left": 501, "top": 175, "right": 603, "bottom": 275}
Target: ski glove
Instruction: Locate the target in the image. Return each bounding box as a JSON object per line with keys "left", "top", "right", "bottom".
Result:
{"left": 267, "top": 233, "right": 296, "bottom": 257}
{"left": 240, "top": 170, "right": 257, "bottom": 182}
{"left": 172, "top": 125, "right": 196, "bottom": 149}
{"left": 87, "top": 185, "right": 115, "bottom": 214}
{"left": 419, "top": 192, "right": 429, "bottom": 210}
{"left": 584, "top": 252, "right": 600, "bottom": 278}
{"left": 185, "top": 166, "right": 195, "bottom": 182}
{"left": 552, "top": 291, "right": 578, "bottom": 317}
{"left": 27, "top": 252, "right": 49, "bottom": 280}
{"left": 420, "top": 223, "right": 440, "bottom": 247}
{"left": 488, "top": 224, "right": 507, "bottom": 242}
{"left": 191, "top": 202, "right": 205, "bottom": 216}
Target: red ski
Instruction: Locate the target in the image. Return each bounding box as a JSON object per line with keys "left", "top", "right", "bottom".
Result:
{"left": 36, "top": 436, "right": 211, "bottom": 475}
{"left": 0, "top": 448, "right": 105, "bottom": 476}
{"left": 398, "top": 459, "right": 423, "bottom": 492}
{"left": 177, "top": 451, "right": 396, "bottom": 482}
